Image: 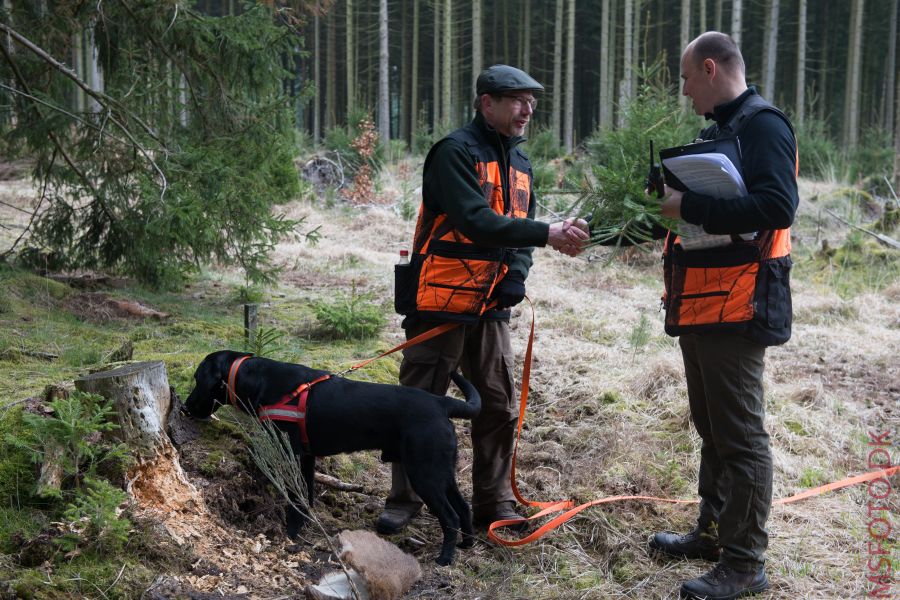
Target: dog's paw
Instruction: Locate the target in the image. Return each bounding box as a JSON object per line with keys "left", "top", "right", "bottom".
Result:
{"left": 457, "top": 536, "right": 475, "bottom": 549}
{"left": 434, "top": 554, "right": 453, "bottom": 567}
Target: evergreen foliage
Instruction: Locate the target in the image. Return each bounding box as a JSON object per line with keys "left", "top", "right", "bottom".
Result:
{"left": 575, "top": 63, "right": 697, "bottom": 247}
{"left": 1, "top": 2, "right": 313, "bottom": 286}
{"left": 313, "top": 281, "right": 386, "bottom": 339}
{"left": 9, "top": 391, "right": 130, "bottom": 496}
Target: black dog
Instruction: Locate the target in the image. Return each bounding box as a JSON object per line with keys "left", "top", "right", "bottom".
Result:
{"left": 183, "top": 350, "right": 481, "bottom": 565}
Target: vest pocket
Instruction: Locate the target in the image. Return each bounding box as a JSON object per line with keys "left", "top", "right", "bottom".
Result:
{"left": 668, "top": 263, "right": 758, "bottom": 327}
{"left": 417, "top": 254, "right": 498, "bottom": 315}
{"left": 394, "top": 259, "right": 418, "bottom": 315}
{"left": 764, "top": 259, "right": 792, "bottom": 329}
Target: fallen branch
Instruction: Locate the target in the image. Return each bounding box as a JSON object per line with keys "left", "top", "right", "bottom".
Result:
{"left": 1, "top": 348, "right": 60, "bottom": 361}
{"left": 314, "top": 472, "right": 364, "bottom": 493}
{"left": 824, "top": 208, "right": 900, "bottom": 250}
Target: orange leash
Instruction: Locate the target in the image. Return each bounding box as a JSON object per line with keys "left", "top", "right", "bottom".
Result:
{"left": 488, "top": 297, "right": 900, "bottom": 546}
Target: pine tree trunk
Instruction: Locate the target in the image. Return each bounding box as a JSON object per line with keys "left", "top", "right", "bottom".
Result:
{"left": 442, "top": 0, "right": 452, "bottom": 127}
{"left": 679, "top": 0, "right": 691, "bottom": 111}
{"left": 87, "top": 20, "right": 102, "bottom": 111}
{"left": 713, "top": 0, "right": 722, "bottom": 32}
{"left": 378, "top": 0, "right": 389, "bottom": 145}
{"left": 73, "top": 29, "right": 85, "bottom": 112}
{"left": 763, "top": 0, "right": 779, "bottom": 100}
{"left": 473, "top": 0, "right": 482, "bottom": 102}
{"left": 844, "top": 0, "right": 864, "bottom": 147}
{"left": 563, "top": 0, "right": 575, "bottom": 152}
{"left": 618, "top": 0, "right": 633, "bottom": 127}
{"left": 731, "top": 0, "right": 742, "bottom": 46}
{"left": 400, "top": 0, "right": 409, "bottom": 144}
{"left": 326, "top": 10, "right": 336, "bottom": 128}
{"left": 598, "top": 0, "right": 611, "bottom": 130}
{"left": 432, "top": 0, "right": 440, "bottom": 132}
{"left": 895, "top": 74, "right": 900, "bottom": 192}
{"left": 633, "top": 0, "right": 642, "bottom": 99}
{"left": 345, "top": 0, "right": 355, "bottom": 120}
{"left": 795, "top": 0, "right": 806, "bottom": 125}
{"left": 410, "top": 0, "right": 419, "bottom": 145}
{"left": 608, "top": 0, "right": 618, "bottom": 127}
{"left": 313, "top": 13, "right": 321, "bottom": 142}
{"left": 523, "top": 0, "right": 531, "bottom": 73}
{"left": 552, "top": 0, "right": 563, "bottom": 141}
{"left": 885, "top": 0, "right": 898, "bottom": 139}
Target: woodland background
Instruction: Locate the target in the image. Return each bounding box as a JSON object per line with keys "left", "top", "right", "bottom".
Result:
{"left": 0, "top": 1, "right": 898, "bottom": 599}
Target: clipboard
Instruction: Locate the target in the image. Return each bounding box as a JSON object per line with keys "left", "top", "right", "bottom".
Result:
{"left": 659, "top": 137, "right": 743, "bottom": 192}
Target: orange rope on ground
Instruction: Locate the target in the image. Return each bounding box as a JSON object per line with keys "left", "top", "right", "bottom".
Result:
{"left": 488, "top": 296, "right": 900, "bottom": 546}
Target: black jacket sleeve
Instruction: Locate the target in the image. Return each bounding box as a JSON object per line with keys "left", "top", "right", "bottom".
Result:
{"left": 680, "top": 111, "right": 799, "bottom": 234}
{"left": 423, "top": 139, "right": 550, "bottom": 250}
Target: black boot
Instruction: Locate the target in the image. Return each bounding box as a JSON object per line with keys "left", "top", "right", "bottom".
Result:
{"left": 648, "top": 523, "right": 721, "bottom": 561}
{"left": 680, "top": 563, "right": 768, "bottom": 599}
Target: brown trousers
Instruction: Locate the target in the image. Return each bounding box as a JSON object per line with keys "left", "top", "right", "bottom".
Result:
{"left": 385, "top": 319, "right": 519, "bottom": 519}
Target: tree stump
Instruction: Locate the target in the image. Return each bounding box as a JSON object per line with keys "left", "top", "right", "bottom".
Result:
{"left": 76, "top": 361, "right": 172, "bottom": 460}
{"left": 75, "top": 362, "right": 204, "bottom": 525}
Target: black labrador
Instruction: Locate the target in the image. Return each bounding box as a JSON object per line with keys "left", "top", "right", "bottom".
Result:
{"left": 183, "top": 350, "right": 481, "bottom": 565}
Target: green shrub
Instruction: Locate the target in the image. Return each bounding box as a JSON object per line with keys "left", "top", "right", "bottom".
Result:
{"left": 58, "top": 477, "right": 130, "bottom": 555}
{"left": 9, "top": 391, "right": 130, "bottom": 497}
{"left": 795, "top": 117, "right": 843, "bottom": 181}
{"left": 313, "top": 283, "right": 386, "bottom": 340}
{"left": 524, "top": 127, "right": 563, "bottom": 162}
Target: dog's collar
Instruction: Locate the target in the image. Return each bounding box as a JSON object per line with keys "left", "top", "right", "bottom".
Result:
{"left": 226, "top": 355, "right": 252, "bottom": 409}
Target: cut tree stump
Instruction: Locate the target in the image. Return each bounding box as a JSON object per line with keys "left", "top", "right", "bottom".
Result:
{"left": 76, "top": 361, "right": 172, "bottom": 460}
{"left": 74, "top": 361, "right": 204, "bottom": 525}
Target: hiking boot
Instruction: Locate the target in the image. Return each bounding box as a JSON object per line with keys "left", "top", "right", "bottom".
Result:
{"left": 680, "top": 563, "right": 769, "bottom": 599}
{"left": 474, "top": 503, "right": 528, "bottom": 533}
{"left": 649, "top": 525, "right": 721, "bottom": 561}
{"left": 375, "top": 504, "right": 420, "bottom": 535}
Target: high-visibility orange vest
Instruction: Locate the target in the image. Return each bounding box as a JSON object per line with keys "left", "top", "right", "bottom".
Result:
{"left": 408, "top": 124, "right": 532, "bottom": 324}
{"left": 662, "top": 93, "right": 798, "bottom": 346}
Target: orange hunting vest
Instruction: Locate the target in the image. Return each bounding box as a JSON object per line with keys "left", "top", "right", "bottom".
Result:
{"left": 662, "top": 94, "right": 798, "bottom": 346}
{"left": 409, "top": 125, "right": 532, "bottom": 324}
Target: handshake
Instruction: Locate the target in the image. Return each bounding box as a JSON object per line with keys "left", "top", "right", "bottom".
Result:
{"left": 547, "top": 217, "right": 590, "bottom": 257}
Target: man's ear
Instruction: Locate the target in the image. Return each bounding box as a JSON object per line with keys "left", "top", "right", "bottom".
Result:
{"left": 703, "top": 58, "right": 717, "bottom": 79}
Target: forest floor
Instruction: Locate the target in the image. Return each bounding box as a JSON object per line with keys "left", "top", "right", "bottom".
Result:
{"left": 0, "top": 162, "right": 898, "bottom": 599}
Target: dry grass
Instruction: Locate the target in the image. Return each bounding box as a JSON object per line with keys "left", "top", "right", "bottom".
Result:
{"left": 268, "top": 168, "right": 898, "bottom": 599}
{"left": 2, "top": 163, "right": 897, "bottom": 599}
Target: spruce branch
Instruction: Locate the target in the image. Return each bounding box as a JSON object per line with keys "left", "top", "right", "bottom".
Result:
{"left": 0, "top": 21, "right": 169, "bottom": 200}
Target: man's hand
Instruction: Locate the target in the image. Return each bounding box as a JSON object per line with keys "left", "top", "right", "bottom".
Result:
{"left": 547, "top": 217, "right": 589, "bottom": 257}
{"left": 661, "top": 185, "right": 683, "bottom": 219}
{"left": 491, "top": 271, "right": 526, "bottom": 309}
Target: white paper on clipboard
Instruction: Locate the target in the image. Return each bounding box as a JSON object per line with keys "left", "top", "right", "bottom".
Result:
{"left": 662, "top": 152, "right": 754, "bottom": 250}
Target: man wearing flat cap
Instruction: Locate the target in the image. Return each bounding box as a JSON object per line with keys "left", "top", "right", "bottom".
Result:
{"left": 379, "top": 65, "right": 588, "bottom": 534}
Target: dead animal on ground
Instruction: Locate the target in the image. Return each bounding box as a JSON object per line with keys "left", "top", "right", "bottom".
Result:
{"left": 182, "top": 350, "right": 481, "bottom": 565}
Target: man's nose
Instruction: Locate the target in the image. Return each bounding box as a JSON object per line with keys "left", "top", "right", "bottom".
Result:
{"left": 522, "top": 102, "right": 534, "bottom": 115}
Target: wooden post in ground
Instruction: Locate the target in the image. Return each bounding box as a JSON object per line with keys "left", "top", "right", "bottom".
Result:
{"left": 244, "top": 303, "right": 258, "bottom": 345}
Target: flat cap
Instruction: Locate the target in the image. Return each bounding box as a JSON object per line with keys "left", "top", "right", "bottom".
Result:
{"left": 476, "top": 65, "right": 544, "bottom": 96}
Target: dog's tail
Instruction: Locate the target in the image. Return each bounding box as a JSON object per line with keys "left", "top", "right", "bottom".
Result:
{"left": 443, "top": 371, "right": 481, "bottom": 420}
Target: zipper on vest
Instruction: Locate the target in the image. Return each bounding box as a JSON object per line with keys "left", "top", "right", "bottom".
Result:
{"left": 677, "top": 291, "right": 730, "bottom": 300}
{"left": 427, "top": 282, "right": 491, "bottom": 292}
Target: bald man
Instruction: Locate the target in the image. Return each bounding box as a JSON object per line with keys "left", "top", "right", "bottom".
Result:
{"left": 647, "top": 32, "right": 799, "bottom": 600}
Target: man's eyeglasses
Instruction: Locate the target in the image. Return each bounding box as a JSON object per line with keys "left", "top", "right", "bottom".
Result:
{"left": 501, "top": 95, "right": 538, "bottom": 110}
